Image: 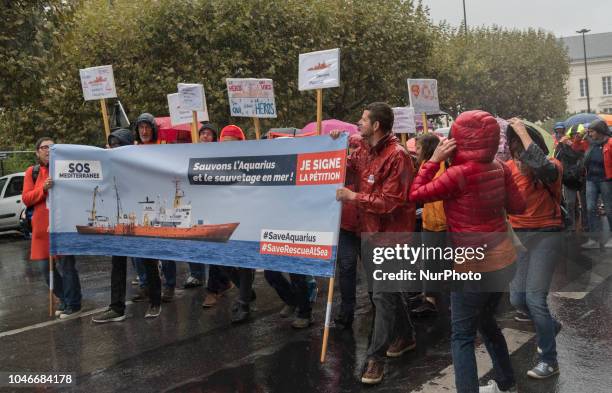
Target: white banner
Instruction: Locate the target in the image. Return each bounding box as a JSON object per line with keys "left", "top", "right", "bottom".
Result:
{"left": 392, "top": 107, "right": 416, "bottom": 134}
{"left": 407, "top": 79, "right": 440, "bottom": 115}
{"left": 226, "top": 78, "right": 277, "bottom": 118}
{"left": 298, "top": 48, "right": 340, "bottom": 91}
{"left": 167, "top": 93, "right": 209, "bottom": 126}
{"left": 79, "top": 65, "right": 117, "bottom": 101}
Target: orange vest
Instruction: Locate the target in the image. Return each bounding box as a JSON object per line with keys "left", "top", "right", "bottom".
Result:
{"left": 421, "top": 161, "right": 447, "bottom": 232}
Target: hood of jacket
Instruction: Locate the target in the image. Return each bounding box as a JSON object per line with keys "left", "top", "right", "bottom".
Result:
{"left": 450, "top": 110, "right": 500, "bottom": 165}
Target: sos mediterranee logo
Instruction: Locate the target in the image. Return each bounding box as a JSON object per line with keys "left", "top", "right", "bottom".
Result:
{"left": 55, "top": 160, "right": 103, "bottom": 180}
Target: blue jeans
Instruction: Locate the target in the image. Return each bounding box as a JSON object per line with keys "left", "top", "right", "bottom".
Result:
{"left": 451, "top": 265, "right": 516, "bottom": 393}
{"left": 188, "top": 262, "right": 206, "bottom": 281}
{"left": 510, "top": 230, "right": 560, "bottom": 364}
{"left": 586, "top": 180, "right": 612, "bottom": 239}
{"left": 132, "top": 257, "right": 147, "bottom": 288}
{"left": 39, "top": 256, "right": 82, "bottom": 310}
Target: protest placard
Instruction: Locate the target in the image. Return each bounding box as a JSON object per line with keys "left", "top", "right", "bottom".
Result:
{"left": 167, "top": 93, "right": 209, "bottom": 126}
{"left": 407, "top": 79, "right": 440, "bottom": 115}
{"left": 226, "top": 78, "right": 277, "bottom": 119}
{"left": 79, "top": 65, "right": 117, "bottom": 101}
{"left": 392, "top": 107, "right": 417, "bottom": 134}
{"left": 177, "top": 83, "right": 207, "bottom": 112}
{"left": 298, "top": 48, "right": 340, "bottom": 91}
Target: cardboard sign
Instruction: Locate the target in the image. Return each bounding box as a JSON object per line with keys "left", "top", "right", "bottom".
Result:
{"left": 226, "top": 78, "right": 277, "bottom": 118}
{"left": 392, "top": 107, "right": 416, "bottom": 134}
{"left": 167, "top": 93, "right": 209, "bottom": 126}
{"left": 79, "top": 65, "right": 117, "bottom": 101}
{"left": 407, "top": 79, "right": 440, "bottom": 114}
{"left": 298, "top": 48, "right": 340, "bottom": 91}
{"left": 177, "top": 83, "right": 207, "bottom": 112}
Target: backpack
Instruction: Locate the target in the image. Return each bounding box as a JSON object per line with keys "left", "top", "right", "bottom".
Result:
{"left": 555, "top": 143, "right": 584, "bottom": 190}
{"left": 23, "top": 164, "right": 40, "bottom": 233}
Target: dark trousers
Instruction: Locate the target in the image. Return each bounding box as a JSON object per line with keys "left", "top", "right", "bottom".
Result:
{"left": 143, "top": 258, "right": 161, "bottom": 306}
{"left": 264, "top": 271, "right": 312, "bottom": 318}
{"left": 337, "top": 229, "right": 360, "bottom": 318}
{"left": 225, "top": 267, "right": 255, "bottom": 303}
{"left": 207, "top": 265, "right": 231, "bottom": 293}
{"left": 40, "top": 255, "right": 81, "bottom": 309}
{"left": 110, "top": 256, "right": 128, "bottom": 314}
{"left": 366, "top": 292, "right": 414, "bottom": 361}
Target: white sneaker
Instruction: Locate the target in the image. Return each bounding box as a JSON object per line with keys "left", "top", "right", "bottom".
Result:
{"left": 581, "top": 239, "right": 601, "bottom": 249}
{"left": 604, "top": 238, "right": 612, "bottom": 248}
{"left": 479, "top": 380, "right": 517, "bottom": 393}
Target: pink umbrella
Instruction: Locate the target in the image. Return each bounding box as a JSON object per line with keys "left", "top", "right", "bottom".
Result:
{"left": 302, "top": 119, "right": 359, "bottom": 135}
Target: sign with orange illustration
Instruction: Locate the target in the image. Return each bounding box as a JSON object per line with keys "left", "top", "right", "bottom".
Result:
{"left": 79, "top": 65, "right": 117, "bottom": 101}
{"left": 298, "top": 48, "right": 340, "bottom": 91}
{"left": 407, "top": 79, "right": 440, "bottom": 114}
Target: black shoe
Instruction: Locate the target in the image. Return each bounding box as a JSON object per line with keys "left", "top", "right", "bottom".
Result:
{"left": 411, "top": 300, "right": 437, "bottom": 318}
{"left": 334, "top": 312, "right": 354, "bottom": 329}
{"left": 231, "top": 302, "right": 251, "bottom": 323}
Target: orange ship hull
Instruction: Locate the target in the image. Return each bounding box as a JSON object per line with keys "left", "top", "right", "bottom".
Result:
{"left": 76, "top": 223, "right": 239, "bottom": 243}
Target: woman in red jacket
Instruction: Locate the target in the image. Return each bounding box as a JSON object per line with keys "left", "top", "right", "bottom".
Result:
{"left": 506, "top": 118, "right": 563, "bottom": 379}
{"left": 22, "top": 137, "right": 82, "bottom": 319}
{"left": 410, "top": 110, "right": 526, "bottom": 393}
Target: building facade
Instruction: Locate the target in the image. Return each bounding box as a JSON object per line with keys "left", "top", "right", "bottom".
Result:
{"left": 562, "top": 32, "right": 612, "bottom": 114}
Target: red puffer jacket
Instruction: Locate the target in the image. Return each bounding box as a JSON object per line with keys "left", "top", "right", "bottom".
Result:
{"left": 409, "top": 110, "right": 526, "bottom": 271}
{"left": 347, "top": 133, "right": 415, "bottom": 233}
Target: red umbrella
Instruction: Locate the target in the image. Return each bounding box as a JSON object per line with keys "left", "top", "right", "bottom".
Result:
{"left": 155, "top": 116, "right": 193, "bottom": 143}
{"left": 302, "top": 119, "right": 359, "bottom": 135}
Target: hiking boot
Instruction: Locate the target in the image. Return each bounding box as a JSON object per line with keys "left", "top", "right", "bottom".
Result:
{"left": 361, "top": 359, "right": 384, "bottom": 385}
{"left": 386, "top": 336, "right": 416, "bottom": 357}
{"left": 231, "top": 302, "right": 250, "bottom": 324}
{"left": 202, "top": 293, "right": 220, "bottom": 308}
{"left": 280, "top": 305, "right": 296, "bottom": 318}
{"left": 145, "top": 304, "right": 161, "bottom": 319}
{"left": 183, "top": 276, "right": 203, "bottom": 289}
{"left": 55, "top": 302, "right": 66, "bottom": 317}
{"left": 514, "top": 310, "right": 531, "bottom": 322}
{"left": 581, "top": 239, "right": 601, "bottom": 249}
{"left": 161, "top": 287, "right": 175, "bottom": 303}
{"left": 291, "top": 315, "right": 313, "bottom": 329}
{"left": 479, "top": 380, "right": 517, "bottom": 392}
{"left": 59, "top": 308, "right": 82, "bottom": 320}
{"left": 131, "top": 288, "right": 149, "bottom": 302}
{"left": 92, "top": 308, "right": 126, "bottom": 323}
{"left": 527, "top": 361, "right": 559, "bottom": 379}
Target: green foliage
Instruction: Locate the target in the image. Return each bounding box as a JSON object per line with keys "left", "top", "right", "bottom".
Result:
{"left": 0, "top": 0, "right": 570, "bottom": 148}
{"left": 431, "top": 26, "right": 569, "bottom": 120}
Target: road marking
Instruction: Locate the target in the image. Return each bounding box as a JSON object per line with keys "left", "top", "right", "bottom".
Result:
{"left": 553, "top": 261, "right": 612, "bottom": 300}
{"left": 413, "top": 328, "right": 535, "bottom": 393}
{"left": 0, "top": 302, "right": 133, "bottom": 338}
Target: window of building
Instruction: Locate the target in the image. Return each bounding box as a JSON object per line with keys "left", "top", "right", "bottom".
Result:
{"left": 603, "top": 76, "right": 612, "bottom": 96}
{"left": 579, "top": 78, "right": 587, "bottom": 97}
{"left": 602, "top": 108, "right": 612, "bottom": 114}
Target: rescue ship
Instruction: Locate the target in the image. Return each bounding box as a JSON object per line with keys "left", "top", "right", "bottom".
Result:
{"left": 76, "top": 179, "right": 239, "bottom": 242}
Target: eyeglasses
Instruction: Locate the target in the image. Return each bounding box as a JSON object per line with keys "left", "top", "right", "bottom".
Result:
{"left": 38, "top": 145, "right": 52, "bottom": 151}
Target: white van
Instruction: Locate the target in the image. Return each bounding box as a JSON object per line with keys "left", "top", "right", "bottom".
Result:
{"left": 0, "top": 172, "right": 26, "bottom": 231}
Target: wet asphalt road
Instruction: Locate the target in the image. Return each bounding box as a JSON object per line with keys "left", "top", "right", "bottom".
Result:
{"left": 0, "top": 231, "right": 611, "bottom": 393}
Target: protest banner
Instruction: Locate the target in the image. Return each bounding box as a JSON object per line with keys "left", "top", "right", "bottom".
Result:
{"left": 79, "top": 65, "right": 117, "bottom": 139}
{"left": 298, "top": 49, "right": 341, "bottom": 361}
{"left": 226, "top": 78, "right": 277, "bottom": 140}
{"left": 392, "top": 107, "right": 417, "bottom": 145}
{"left": 48, "top": 135, "right": 346, "bottom": 277}
{"left": 178, "top": 83, "right": 208, "bottom": 142}
{"left": 407, "top": 79, "right": 440, "bottom": 133}
{"left": 167, "top": 93, "right": 209, "bottom": 128}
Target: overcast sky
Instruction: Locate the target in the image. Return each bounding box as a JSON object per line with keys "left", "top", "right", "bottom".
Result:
{"left": 421, "top": 0, "right": 610, "bottom": 37}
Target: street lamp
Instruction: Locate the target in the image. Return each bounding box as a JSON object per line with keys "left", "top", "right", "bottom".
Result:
{"left": 462, "top": 0, "right": 468, "bottom": 35}
{"left": 577, "top": 28, "right": 591, "bottom": 112}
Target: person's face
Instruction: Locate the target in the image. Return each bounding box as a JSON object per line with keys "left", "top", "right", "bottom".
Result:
{"left": 199, "top": 129, "right": 215, "bottom": 143}
{"left": 415, "top": 141, "right": 423, "bottom": 158}
{"left": 138, "top": 123, "right": 153, "bottom": 143}
{"left": 36, "top": 140, "right": 54, "bottom": 165}
{"left": 358, "top": 110, "right": 375, "bottom": 139}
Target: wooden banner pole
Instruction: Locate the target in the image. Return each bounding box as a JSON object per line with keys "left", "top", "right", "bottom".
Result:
{"left": 316, "top": 89, "right": 323, "bottom": 135}
{"left": 253, "top": 117, "right": 261, "bottom": 140}
{"left": 49, "top": 257, "right": 54, "bottom": 317}
{"left": 191, "top": 111, "right": 199, "bottom": 143}
{"left": 100, "top": 99, "right": 111, "bottom": 140}
{"left": 320, "top": 276, "right": 335, "bottom": 363}
{"left": 422, "top": 112, "right": 428, "bottom": 133}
